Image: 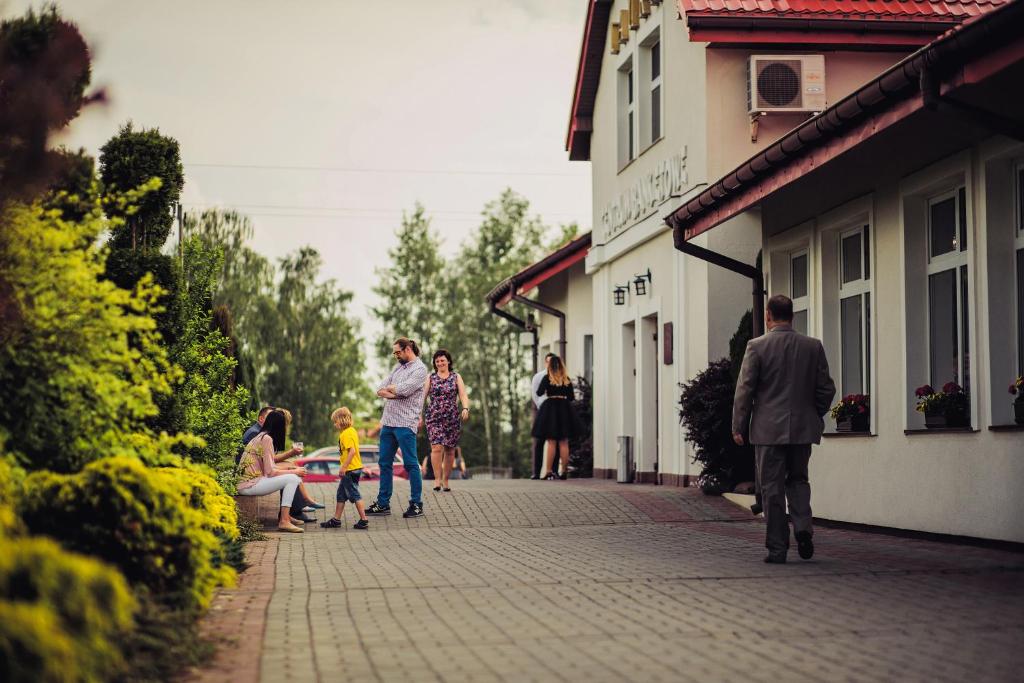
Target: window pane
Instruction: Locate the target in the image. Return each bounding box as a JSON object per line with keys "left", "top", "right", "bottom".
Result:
{"left": 1018, "top": 249, "right": 1024, "bottom": 374}
{"left": 628, "top": 69, "right": 634, "bottom": 104}
{"left": 842, "top": 233, "right": 862, "bottom": 284}
{"left": 628, "top": 111, "right": 634, "bottom": 160}
{"left": 929, "top": 268, "right": 958, "bottom": 386}
{"left": 584, "top": 334, "right": 594, "bottom": 385}
{"left": 1018, "top": 168, "right": 1024, "bottom": 234}
{"left": 865, "top": 295, "right": 871, "bottom": 395}
{"left": 793, "top": 310, "right": 808, "bottom": 335}
{"left": 791, "top": 254, "right": 808, "bottom": 299}
{"left": 327, "top": 461, "right": 341, "bottom": 474}
{"left": 930, "top": 197, "right": 956, "bottom": 258}
{"left": 958, "top": 187, "right": 967, "bottom": 252}
{"left": 841, "top": 295, "right": 863, "bottom": 395}
{"left": 651, "top": 42, "right": 660, "bottom": 80}
{"left": 863, "top": 226, "right": 870, "bottom": 280}
{"left": 960, "top": 264, "right": 970, "bottom": 398}
{"left": 651, "top": 85, "right": 661, "bottom": 141}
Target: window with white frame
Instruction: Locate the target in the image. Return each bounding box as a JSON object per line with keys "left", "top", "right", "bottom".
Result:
{"left": 583, "top": 334, "right": 594, "bottom": 385}
{"left": 926, "top": 187, "right": 971, "bottom": 398}
{"left": 618, "top": 58, "right": 636, "bottom": 168}
{"left": 639, "top": 33, "right": 662, "bottom": 148}
{"left": 838, "top": 225, "right": 871, "bottom": 396}
{"left": 790, "top": 250, "right": 809, "bottom": 334}
{"left": 1016, "top": 163, "right": 1024, "bottom": 374}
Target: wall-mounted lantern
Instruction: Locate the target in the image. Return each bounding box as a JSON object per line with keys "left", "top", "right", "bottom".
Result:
{"left": 633, "top": 269, "right": 652, "bottom": 295}
{"left": 613, "top": 285, "right": 629, "bottom": 306}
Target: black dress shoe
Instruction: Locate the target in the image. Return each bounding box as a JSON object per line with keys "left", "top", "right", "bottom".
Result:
{"left": 297, "top": 513, "right": 317, "bottom": 523}
{"left": 764, "top": 554, "right": 787, "bottom": 564}
{"left": 529, "top": 475, "right": 540, "bottom": 480}
{"left": 795, "top": 531, "right": 814, "bottom": 560}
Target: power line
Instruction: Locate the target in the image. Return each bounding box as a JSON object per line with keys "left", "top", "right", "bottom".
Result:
{"left": 181, "top": 202, "right": 586, "bottom": 218}
{"left": 184, "top": 161, "right": 590, "bottom": 178}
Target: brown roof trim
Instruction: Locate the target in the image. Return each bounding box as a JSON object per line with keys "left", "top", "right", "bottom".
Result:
{"left": 567, "top": 1, "right": 613, "bottom": 162}
{"left": 485, "top": 232, "right": 593, "bottom": 306}
{"left": 665, "top": 0, "right": 1024, "bottom": 243}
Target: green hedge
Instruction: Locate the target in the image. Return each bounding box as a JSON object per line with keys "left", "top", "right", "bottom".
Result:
{"left": 21, "top": 456, "right": 235, "bottom": 610}
{"left": 0, "top": 536, "right": 135, "bottom": 683}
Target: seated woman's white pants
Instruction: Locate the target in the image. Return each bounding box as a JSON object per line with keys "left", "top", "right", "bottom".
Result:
{"left": 238, "top": 474, "right": 301, "bottom": 507}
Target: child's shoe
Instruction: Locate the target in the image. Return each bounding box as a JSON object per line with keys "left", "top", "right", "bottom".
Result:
{"left": 319, "top": 517, "right": 343, "bottom": 528}
{"left": 353, "top": 519, "right": 369, "bottom": 530}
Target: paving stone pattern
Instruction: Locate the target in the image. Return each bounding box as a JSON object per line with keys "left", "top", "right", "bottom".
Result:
{"left": 234, "top": 479, "right": 1024, "bottom": 682}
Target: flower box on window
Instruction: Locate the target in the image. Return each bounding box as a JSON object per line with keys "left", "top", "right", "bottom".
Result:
{"left": 915, "top": 382, "right": 970, "bottom": 429}
{"left": 830, "top": 394, "right": 869, "bottom": 432}
{"left": 1009, "top": 376, "right": 1024, "bottom": 425}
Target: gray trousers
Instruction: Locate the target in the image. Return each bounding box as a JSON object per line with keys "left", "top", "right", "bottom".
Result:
{"left": 755, "top": 444, "right": 812, "bottom": 555}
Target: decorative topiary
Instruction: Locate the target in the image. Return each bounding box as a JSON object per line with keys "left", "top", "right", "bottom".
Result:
{"left": 0, "top": 536, "right": 135, "bottom": 682}
{"left": 678, "top": 358, "right": 755, "bottom": 494}
{"left": 20, "top": 456, "right": 234, "bottom": 610}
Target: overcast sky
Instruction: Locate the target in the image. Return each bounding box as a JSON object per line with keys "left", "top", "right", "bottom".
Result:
{"left": 7, "top": 0, "right": 592, "bottom": 360}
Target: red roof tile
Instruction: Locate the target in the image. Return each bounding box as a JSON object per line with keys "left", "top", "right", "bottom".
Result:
{"left": 679, "top": 0, "right": 1008, "bottom": 22}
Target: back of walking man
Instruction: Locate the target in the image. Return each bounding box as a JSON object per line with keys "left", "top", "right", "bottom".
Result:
{"left": 732, "top": 295, "right": 836, "bottom": 564}
{"left": 366, "top": 337, "right": 428, "bottom": 519}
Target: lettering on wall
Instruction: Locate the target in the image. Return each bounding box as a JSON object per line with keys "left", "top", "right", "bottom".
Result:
{"left": 600, "top": 147, "right": 688, "bottom": 240}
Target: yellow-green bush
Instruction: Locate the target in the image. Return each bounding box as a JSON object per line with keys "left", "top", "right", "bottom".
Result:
{"left": 157, "top": 462, "right": 238, "bottom": 541}
{"left": 0, "top": 455, "right": 23, "bottom": 535}
{"left": 21, "top": 456, "right": 234, "bottom": 610}
{"left": 0, "top": 536, "right": 135, "bottom": 683}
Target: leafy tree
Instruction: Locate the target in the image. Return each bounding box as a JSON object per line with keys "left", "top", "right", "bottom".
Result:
{"left": 99, "top": 122, "right": 184, "bottom": 251}
{"left": 259, "top": 248, "right": 368, "bottom": 445}
{"left": 43, "top": 147, "right": 98, "bottom": 222}
{"left": 173, "top": 233, "right": 250, "bottom": 473}
{"left": 371, "top": 203, "right": 446, "bottom": 367}
{"left": 445, "top": 189, "right": 546, "bottom": 471}
{"left": 0, "top": 6, "right": 95, "bottom": 207}
{"left": 0, "top": 199, "right": 180, "bottom": 472}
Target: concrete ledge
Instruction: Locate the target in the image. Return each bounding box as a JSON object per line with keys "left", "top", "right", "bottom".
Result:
{"left": 235, "top": 493, "right": 282, "bottom": 527}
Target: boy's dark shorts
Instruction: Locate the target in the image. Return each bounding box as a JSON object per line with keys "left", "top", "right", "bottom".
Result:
{"left": 337, "top": 469, "right": 362, "bottom": 503}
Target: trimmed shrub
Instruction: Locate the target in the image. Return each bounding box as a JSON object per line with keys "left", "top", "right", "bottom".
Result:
{"left": 678, "top": 358, "right": 755, "bottom": 494}
{"left": 0, "top": 536, "right": 135, "bottom": 682}
{"left": 157, "top": 463, "right": 243, "bottom": 574}
{"left": 21, "top": 456, "right": 234, "bottom": 610}
{"left": 0, "top": 455, "right": 22, "bottom": 535}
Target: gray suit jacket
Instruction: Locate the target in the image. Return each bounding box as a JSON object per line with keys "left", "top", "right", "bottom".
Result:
{"left": 732, "top": 324, "right": 836, "bottom": 446}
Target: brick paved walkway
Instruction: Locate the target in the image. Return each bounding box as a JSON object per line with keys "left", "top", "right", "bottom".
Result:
{"left": 202, "top": 479, "right": 1024, "bottom": 682}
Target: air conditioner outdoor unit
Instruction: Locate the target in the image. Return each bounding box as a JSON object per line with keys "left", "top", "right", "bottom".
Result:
{"left": 747, "top": 54, "right": 826, "bottom": 114}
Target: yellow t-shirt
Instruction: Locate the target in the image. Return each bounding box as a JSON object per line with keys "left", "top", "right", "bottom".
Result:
{"left": 338, "top": 427, "right": 362, "bottom": 471}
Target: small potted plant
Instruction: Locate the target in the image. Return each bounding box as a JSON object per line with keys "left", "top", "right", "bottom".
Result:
{"left": 1009, "top": 376, "right": 1024, "bottom": 425}
{"left": 830, "top": 394, "right": 870, "bottom": 432}
{"left": 914, "top": 382, "right": 970, "bottom": 429}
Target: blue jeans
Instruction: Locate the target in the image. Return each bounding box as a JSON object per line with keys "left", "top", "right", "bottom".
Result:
{"left": 377, "top": 426, "right": 422, "bottom": 506}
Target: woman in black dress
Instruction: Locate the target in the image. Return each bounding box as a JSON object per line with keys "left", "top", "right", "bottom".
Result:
{"left": 532, "top": 355, "right": 582, "bottom": 480}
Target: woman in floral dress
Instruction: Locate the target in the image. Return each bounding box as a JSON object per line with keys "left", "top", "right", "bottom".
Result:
{"left": 422, "top": 349, "right": 470, "bottom": 491}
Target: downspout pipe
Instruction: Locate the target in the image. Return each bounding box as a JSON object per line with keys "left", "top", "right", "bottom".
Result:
{"left": 488, "top": 299, "right": 538, "bottom": 373}
{"left": 673, "top": 235, "right": 765, "bottom": 338}
{"left": 513, "top": 294, "right": 567, "bottom": 364}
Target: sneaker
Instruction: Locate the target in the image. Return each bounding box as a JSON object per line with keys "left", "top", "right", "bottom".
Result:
{"left": 353, "top": 519, "right": 369, "bottom": 530}
{"left": 365, "top": 502, "right": 391, "bottom": 516}
{"left": 402, "top": 502, "right": 424, "bottom": 518}
{"left": 320, "top": 517, "right": 342, "bottom": 529}
{"left": 795, "top": 530, "right": 814, "bottom": 560}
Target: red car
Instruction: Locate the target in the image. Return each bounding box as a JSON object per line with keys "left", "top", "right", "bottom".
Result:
{"left": 296, "top": 444, "right": 408, "bottom": 482}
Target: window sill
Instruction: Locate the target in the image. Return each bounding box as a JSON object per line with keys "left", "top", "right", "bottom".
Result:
{"left": 904, "top": 428, "right": 979, "bottom": 434}
{"left": 617, "top": 156, "right": 638, "bottom": 176}
{"left": 989, "top": 424, "right": 1024, "bottom": 432}
{"left": 822, "top": 432, "right": 876, "bottom": 438}
{"left": 638, "top": 135, "right": 664, "bottom": 159}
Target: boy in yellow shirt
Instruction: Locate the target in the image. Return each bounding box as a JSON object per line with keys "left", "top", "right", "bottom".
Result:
{"left": 321, "top": 407, "right": 368, "bottom": 530}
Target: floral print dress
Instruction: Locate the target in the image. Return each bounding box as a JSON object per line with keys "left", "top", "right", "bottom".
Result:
{"left": 425, "top": 372, "right": 461, "bottom": 448}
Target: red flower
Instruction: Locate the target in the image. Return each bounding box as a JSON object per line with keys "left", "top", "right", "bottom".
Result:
{"left": 942, "top": 382, "right": 962, "bottom": 395}
{"left": 1011, "top": 384, "right": 1019, "bottom": 396}
{"left": 858, "top": 406, "right": 867, "bottom": 414}
{"left": 915, "top": 385, "right": 934, "bottom": 397}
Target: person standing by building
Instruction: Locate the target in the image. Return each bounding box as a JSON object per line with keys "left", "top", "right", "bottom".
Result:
{"left": 533, "top": 355, "right": 583, "bottom": 480}
{"left": 366, "top": 337, "right": 429, "bottom": 519}
{"left": 423, "top": 349, "right": 470, "bottom": 492}
{"left": 529, "top": 353, "right": 555, "bottom": 479}
{"left": 732, "top": 295, "right": 836, "bottom": 564}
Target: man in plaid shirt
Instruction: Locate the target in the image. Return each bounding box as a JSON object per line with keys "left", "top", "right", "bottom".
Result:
{"left": 366, "top": 337, "right": 429, "bottom": 518}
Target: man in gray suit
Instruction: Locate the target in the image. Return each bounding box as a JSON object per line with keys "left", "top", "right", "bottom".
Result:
{"left": 732, "top": 295, "right": 836, "bottom": 564}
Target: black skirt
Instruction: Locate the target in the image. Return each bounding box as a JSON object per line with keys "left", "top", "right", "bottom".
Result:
{"left": 532, "top": 398, "right": 584, "bottom": 440}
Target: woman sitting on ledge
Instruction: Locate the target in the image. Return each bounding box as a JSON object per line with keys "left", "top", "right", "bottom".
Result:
{"left": 237, "top": 410, "right": 306, "bottom": 533}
